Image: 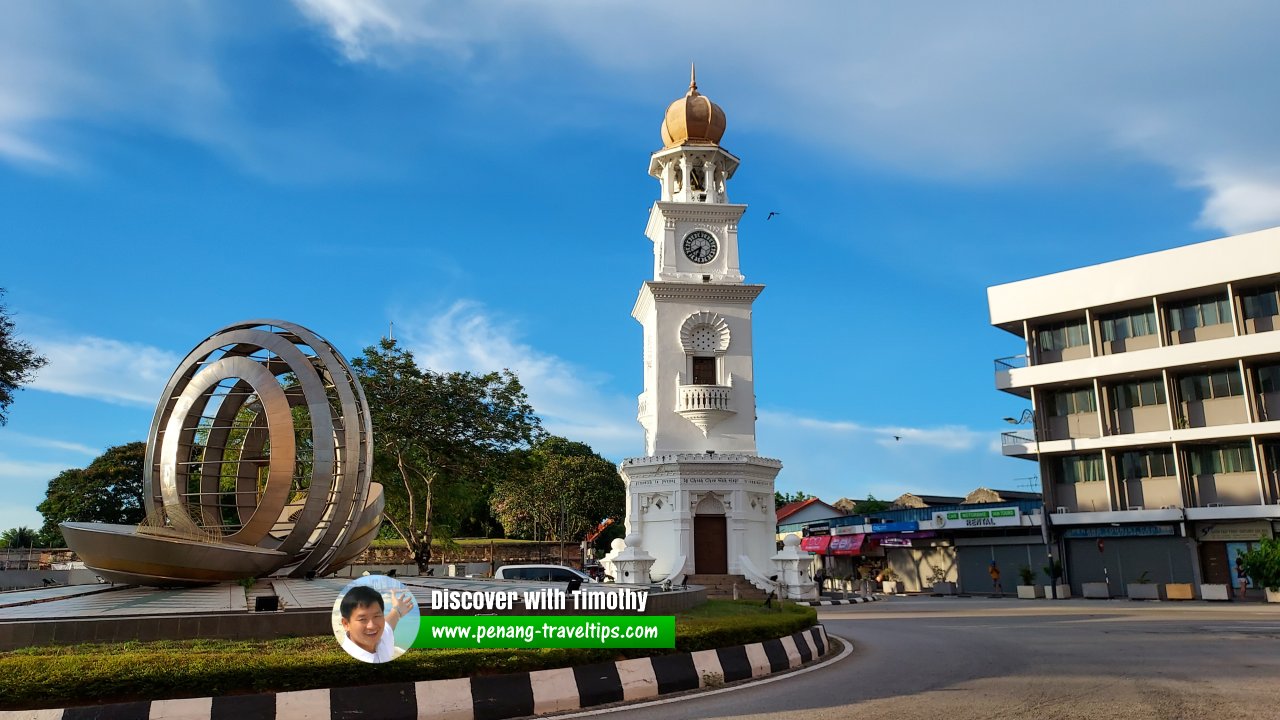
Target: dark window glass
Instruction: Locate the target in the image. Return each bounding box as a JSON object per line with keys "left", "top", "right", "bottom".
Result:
{"left": 691, "top": 356, "right": 717, "bottom": 385}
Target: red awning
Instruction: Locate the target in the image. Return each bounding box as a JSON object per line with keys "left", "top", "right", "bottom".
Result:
{"left": 800, "top": 535, "right": 832, "bottom": 553}
{"left": 829, "top": 534, "right": 867, "bottom": 556}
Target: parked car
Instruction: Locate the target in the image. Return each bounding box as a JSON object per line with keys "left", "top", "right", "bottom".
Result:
{"left": 493, "top": 564, "right": 596, "bottom": 583}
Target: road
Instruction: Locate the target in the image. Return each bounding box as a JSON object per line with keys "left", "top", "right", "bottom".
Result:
{"left": 613, "top": 597, "right": 1280, "bottom": 720}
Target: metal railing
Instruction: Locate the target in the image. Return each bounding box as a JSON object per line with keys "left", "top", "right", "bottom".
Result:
{"left": 1001, "top": 430, "right": 1038, "bottom": 446}
{"left": 994, "top": 355, "right": 1028, "bottom": 372}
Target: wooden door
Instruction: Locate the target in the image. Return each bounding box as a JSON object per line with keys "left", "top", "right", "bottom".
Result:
{"left": 694, "top": 515, "right": 728, "bottom": 574}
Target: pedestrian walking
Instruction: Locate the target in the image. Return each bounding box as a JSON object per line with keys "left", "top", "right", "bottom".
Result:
{"left": 989, "top": 560, "right": 1004, "bottom": 595}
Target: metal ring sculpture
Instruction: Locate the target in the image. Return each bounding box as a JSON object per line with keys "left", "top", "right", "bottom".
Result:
{"left": 62, "top": 320, "right": 382, "bottom": 586}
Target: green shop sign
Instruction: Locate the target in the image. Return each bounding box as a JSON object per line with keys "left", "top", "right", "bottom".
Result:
{"left": 931, "top": 507, "right": 1022, "bottom": 530}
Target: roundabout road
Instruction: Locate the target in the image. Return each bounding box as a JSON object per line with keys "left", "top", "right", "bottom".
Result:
{"left": 607, "top": 596, "right": 1280, "bottom": 720}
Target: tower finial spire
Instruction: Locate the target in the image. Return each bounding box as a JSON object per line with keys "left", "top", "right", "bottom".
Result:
{"left": 689, "top": 62, "right": 697, "bottom": 95}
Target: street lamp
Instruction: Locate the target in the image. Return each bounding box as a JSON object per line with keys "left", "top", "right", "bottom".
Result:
{"left": 1004, "top": 409, "right": 1058, "bottom": 596}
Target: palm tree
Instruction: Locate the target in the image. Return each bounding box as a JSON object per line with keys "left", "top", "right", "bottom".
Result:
{"left": 0, "top": 526, "right": 37, "bottom": 548}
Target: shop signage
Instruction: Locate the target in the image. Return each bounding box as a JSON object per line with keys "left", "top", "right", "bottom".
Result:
{"left": 931, "top": 507, "right": 1021, "bottom": 530}
{"left": 804, "top": 522, "right": 830, "bottom": 537}
{"left": 870, "top": 521, "right": 919, "bottom": 533}
{"left": 831, "top": 525, "right": 860, "bottom": 536}
{"left": 879, "top": 537, "right": 912, "bottom": 547}
{"left": 1195, "top": 521, "right": 1274, "bottom": 542}
{"left": 1062, "top": 525, "right": 1176, "bottom": 538}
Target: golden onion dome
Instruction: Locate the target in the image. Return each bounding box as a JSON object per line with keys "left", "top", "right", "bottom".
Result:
{"left": 660, "top": 64, "right": 726, "bottom": 148}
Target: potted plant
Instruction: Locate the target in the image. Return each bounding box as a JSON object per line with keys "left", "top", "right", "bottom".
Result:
{"left": 1126, "top": 570, "right": 1161, "bottom": 600}
{"left": 928, "top": 564, "right": 955, "bottom": 595}
{"left": 1240, "top": 538, "right": 1280, "bottom": 603}
{"left": 1043, "top": 559, "right": 1069, "bottom": 599}
{"left": 879, "top": 568, "right": 903, "bottom": 595}
{"left": 1017, "top": 564, "right": 1043, "bottom": 599}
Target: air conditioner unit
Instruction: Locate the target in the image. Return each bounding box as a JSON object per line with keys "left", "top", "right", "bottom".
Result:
{"left": 1127, "top": 505, "right": 1144, "bottom": 511}
{"left": 1055, "top": 506, "right": 1069, "bottom": 514}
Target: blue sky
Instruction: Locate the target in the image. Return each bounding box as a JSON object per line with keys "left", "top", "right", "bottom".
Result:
{"left": 4, "top": 1, "right": 1280, "bottom": 532}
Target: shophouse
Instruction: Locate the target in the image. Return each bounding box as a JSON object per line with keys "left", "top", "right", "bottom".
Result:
{"left": 988, "top": 227, "right": 1280, "bottom": 598}
{"left": 783, "top": 488, "right": 1045, "bottom": 594}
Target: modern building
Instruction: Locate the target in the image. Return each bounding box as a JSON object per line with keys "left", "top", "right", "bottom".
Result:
{"left": 989, "top": 226, "right": 1280, "bottom": 597}
{"left": 618, "top": 69, "right": 782, "bottom": 590}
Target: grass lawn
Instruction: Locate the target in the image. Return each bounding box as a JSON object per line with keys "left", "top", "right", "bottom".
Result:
{"left": 0, "top": 600, "right": 816, "bottom": 710}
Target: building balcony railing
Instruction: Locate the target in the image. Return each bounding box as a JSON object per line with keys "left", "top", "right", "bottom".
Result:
{"left": 994, "top": 355, "right": 1028, "bottom": 373}
{"left": 676, "top": 383, "right": 735, "bottom": 435}
{"left": 678, "top": 384, "right": 733, "bottom": 413}
{"left": 1001, "top": 430, "right": 1038, "bottom": 446}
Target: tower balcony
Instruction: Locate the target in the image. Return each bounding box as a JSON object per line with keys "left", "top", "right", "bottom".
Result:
{"left": 677, "top": 383, "right": 735, "bottom": 436}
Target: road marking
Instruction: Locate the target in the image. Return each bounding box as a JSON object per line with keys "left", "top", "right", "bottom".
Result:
{"left": 549, "top": 634, "right": 854, "bottom": 718}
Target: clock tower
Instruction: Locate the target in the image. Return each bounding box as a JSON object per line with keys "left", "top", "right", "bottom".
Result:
{"left": 618, "top": 68, "right": 782, "bottom": 590}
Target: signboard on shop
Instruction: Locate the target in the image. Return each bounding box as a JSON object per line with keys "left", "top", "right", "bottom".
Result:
{"left": 879, "top": 537, "right": 912, "bottom": 547}
{"left": 870, "top": 521, "right": 919, "bottom": 533}
{"left": 931, "top": 507, "right": 1021, "bottom": 530}
{"left": 1195, "top": 521, "right": 1274, "bottom": 542}
{"left": 1062, "top": 525, "right": 1176, "bottom": 538}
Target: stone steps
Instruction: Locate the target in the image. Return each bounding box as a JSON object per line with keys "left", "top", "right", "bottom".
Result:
{"left": 685, "top": 574, "right": 770, "bottom": 600}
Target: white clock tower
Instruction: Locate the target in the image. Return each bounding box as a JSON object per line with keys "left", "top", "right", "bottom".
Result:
{"left": 618, "top": 68, "right": 782, "bottom": 590}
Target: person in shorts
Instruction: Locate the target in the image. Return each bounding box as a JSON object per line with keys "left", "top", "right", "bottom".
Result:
{"left": 989, "top": 561, "right": 1004, "bottom": 595}
{"left": 339, "top": 585, "right": 415, "bottom": 663}
{"left": 1236, "top": 557, "right": 1249, "bottom": 600}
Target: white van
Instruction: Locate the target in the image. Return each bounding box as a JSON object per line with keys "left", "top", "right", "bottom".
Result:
{"left": 493, "top": 564, "right": 596, "bottom": 583}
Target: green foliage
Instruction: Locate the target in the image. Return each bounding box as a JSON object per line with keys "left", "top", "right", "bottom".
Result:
{"left": 490, "top": 436, "right": 624, "bottom": 543}
{"left": 1239, "top": 538, "right": 1280, "bottom": 592}
{"left": 37, "top": 442, "right": 146, "bottom": 546}
{"left": 0, "top": 289, "right": 47, "bottom": 426}
{"left": 1044, "top": 558, "right": 1064, "bottom": 581}
{"left": 351, "top": 339, "right": 542, "bottom": 569}
{"left": 774, "top": 489, "right": 813, "bottom": 508}
{"left": 1018, "top": 564, "right": 1037, "bottom": 586}
{"left": 0, "top": 601, "right": 819, "bottom": 709}
{"left": 853, "top": 494, "right": 892, "bottom": 514}
{"left": 0, "top": 527, "right": 37, "bottom": 549}
{"left": 1135, "top": 570, "right": 1152, "bottom": 584}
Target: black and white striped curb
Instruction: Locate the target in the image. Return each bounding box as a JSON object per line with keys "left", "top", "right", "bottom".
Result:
{"left": 797, "top": 595, "right": 880, "bottom": 606}
{"left": 1, "top": 626, "right": 830, "bottom": 720}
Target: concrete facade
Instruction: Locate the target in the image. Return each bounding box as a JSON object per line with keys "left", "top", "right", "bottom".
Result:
{"left": 619, "top": 77, "right": 781, "bottom": 589}
{"left": 989, "top": 227, "right": 1280, "bottom": 597}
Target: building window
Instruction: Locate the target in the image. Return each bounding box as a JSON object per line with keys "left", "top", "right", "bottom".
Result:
{"left": 1118, "top": 448, "right": 1175, "bottom": 480}
{"left": 691, "top": 356, "right": 717, "bottom": 385}
{"left": 1109, "top": 379, "right": 1166, "bottom": 410}
{"left": 1166, "top": 294, "right": 1231, "bottom": 332}
{"left": 1178, "top": 369, "right": 1244, "bottom": 401}
{"left": 1098, "top": 308, "right": 1157, "bottom": 342}
{"left": 1036, "top": 319, "right": 1088, "bottom": 351}
{"left": 1241, "top": 285, "right": 1280, "bottom": 320}
{"left": 1258, "top": 364, "right": 1280, "bottom": 394}
{"left": 1058, "top": 454, "right": 1104, "bottom": 483}
{"left": 1047, "top": 387, "right": 1096, "bottom": 416}
{"left": 1186, "top": 444, "right": 1256, "bottom": 475}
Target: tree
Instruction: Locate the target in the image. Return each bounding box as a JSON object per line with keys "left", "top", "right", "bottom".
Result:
{"left": 491, "top": 436, "right": 624, "bottom": 546}
{"left": 37, "top": 442, "right": 147, "bottom": 546}
{"left": 774, "top": 489, "right": 813, "bottom": 508}
{"left": 352, "top": 339, "right": 541, "bottom": 572}
{"left": 0, "top": 526, "right": 38, "bottom": 549}
{"left": 854, "top": 495, "right": 893, "bottom": 514}
{"left": 0, "top": 289, "right": 48, "bottom": 425}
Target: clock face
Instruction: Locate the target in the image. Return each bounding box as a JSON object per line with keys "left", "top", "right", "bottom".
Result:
{"left": 682, "top": 230, "right": 718, "bottom": 264}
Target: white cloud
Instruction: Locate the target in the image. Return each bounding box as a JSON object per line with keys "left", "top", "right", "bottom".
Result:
{"left": 765, "top": 410, "right": 987, "bottom": 452}
{"left": 399, "top": 301, "right": 637, "bottom": 458}
{"left": 30, "top": 335, "right": 178, "bottom": 407}
{"left": 4, "top": 433, "right": 99, "bottom": 457}
{"left": 291, "top": 1, "right": 1280, "bottom": 235}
